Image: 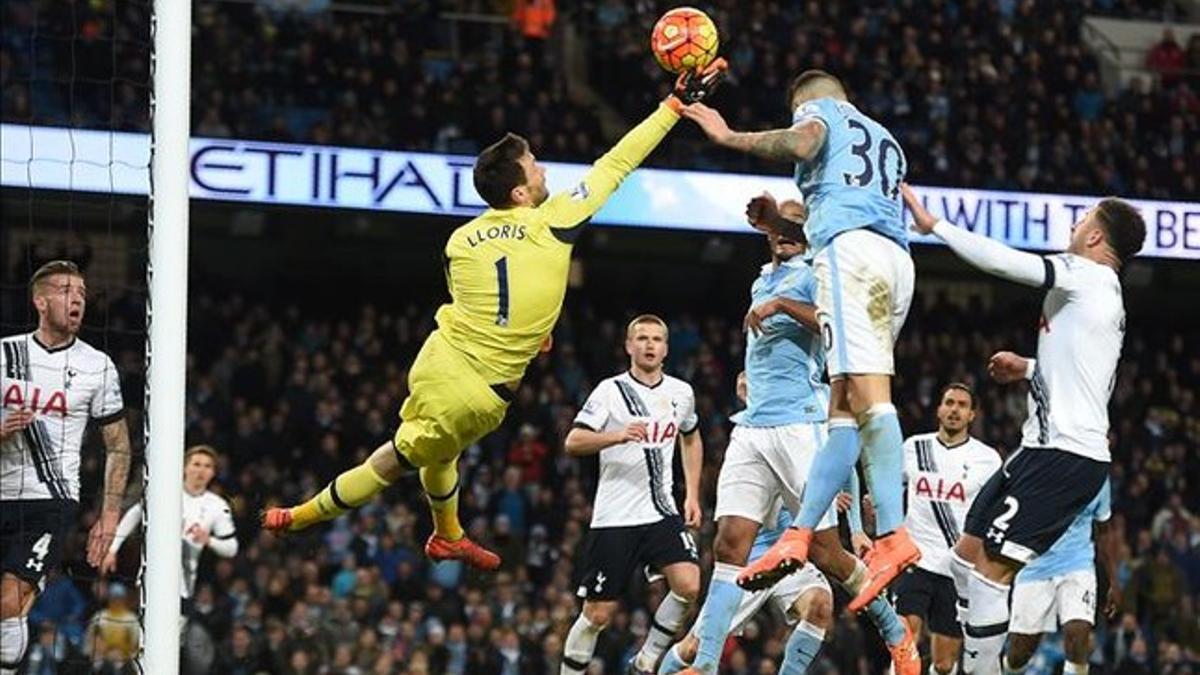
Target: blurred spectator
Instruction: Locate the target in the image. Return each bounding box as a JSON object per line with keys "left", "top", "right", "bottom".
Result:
{"left": 22, "top": 623, "right": 64, "bottom": 675}
{"left": 85, "top": 583, "right": 140, "bottom": 673}
{"left": 1128, "top": 545, "right": 1189, "bottom": 638}
{"left": 492, "top": 466, "right": 532, "bottom": 536}
{"left": 1188, "top": 35, "right": 1200, "bottom": 88}
{"left": 217, "top": 624, "right": 267, "bottom": 675}
{"left": 1153, "top": 493, "right": 1198, "bottom": 541}
{"left": 512, "top": 0, "right": 556, "bottom": 41}
{"left": 27, "top": 577, "right": 88, "bottom": 653}
{"left": 508, "top": 423, "right": 550, "bottom": 484}
{"left": 1147, "top": 28, "right": 1186, "bottom": 88}
{"left": 1114, "top": 636, "right": 1154, "bottom": 675}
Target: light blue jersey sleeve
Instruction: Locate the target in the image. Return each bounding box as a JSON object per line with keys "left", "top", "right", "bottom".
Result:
{"left": 792, "top": 97, "right": 909, "bottom": 253}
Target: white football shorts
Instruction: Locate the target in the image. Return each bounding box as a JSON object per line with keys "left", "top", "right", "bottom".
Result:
{"left": 812, "top": 229, "right": 914, "bottom": 378}
{"left": 1010, "top": 568, "right": 1097, "bottom": 634}
{"left": 715, "top": 422, "right": 838, "bottom": 532}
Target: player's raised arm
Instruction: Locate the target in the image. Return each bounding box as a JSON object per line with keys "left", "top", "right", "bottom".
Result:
{"left": 682, "top": 103, "right": 825, "bottom": 163}
{"left": 904, "top": 183, "right": 1147, "bottom": 289}
{"left": 902, "top": 184, "right": 1050, "bottom": 287}
{"left": 541, "top": 60, "right": 728, "bottom": 232}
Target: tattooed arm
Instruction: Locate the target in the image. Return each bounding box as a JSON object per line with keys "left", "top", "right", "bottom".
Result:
{"left": 88, "top": 419, "right": 132, "bottom": 567}
{"left": 680, "top": 103, "right": 826, "bottom": 162}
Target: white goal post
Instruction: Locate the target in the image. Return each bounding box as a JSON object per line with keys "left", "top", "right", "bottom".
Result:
{"left": 142, "top": 0, "right": 191, "bottom": 670}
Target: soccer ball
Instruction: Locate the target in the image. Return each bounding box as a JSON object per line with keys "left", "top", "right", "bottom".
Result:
{"left": 650, "top": 7, "right": 719, "bottom": 74}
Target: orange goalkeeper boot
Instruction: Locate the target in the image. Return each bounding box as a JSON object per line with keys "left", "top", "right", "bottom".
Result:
{"left": 260, "top": 507, "right": 294, "bottom": 533}
{"left": 425, "top": 533, "right": 501, "bottom": 571}
{"left": 847, "top": 526, "right": 921, "bottom": 612}
{"left": 737, "top": 527, "right": 813, "bottom": 591}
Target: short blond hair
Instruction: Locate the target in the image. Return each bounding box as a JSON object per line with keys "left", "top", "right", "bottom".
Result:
{"left": 29, "top": 260, "right": 83, "bottom": 300}
{"left": 185, "top": 444, "right": 219, "bottom": 467}
{"left": 788, "top": 69, "right": 848, "bottom": 108}
{"left": 779, "top": 200, "right": 808, "bottom": 222}
{"left": 625, "top": 314, "right": 669, "bottom": 340}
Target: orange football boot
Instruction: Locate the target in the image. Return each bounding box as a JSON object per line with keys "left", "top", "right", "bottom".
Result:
{"left": 736, "top": 527, "right": 813, "bottom": 591}
{"left": 847, "top": 526, "right": 921, "bottom": 612}
{"left": 425, "top": 534, "right": 501, "bottom": 571}
{"left": 260, "top": 507, "right": 293, "bottom": 533}
{"left": 889, "top": 622, "right": 922, "bottom": 675}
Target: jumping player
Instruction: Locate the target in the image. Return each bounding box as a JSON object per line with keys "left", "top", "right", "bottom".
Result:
{"left": 671, "top": 200, "right": 918, "bottom": 675}
{"left": 262, "top": 62, "right": 727, "bottom": 570}
{"left": 682, "top": 69, "right": 919, "bottom": 608}
{"left": 902, "top": 184, "right": 1145, "bottom": 673}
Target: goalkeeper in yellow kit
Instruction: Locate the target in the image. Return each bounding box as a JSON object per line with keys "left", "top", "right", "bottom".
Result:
{"left": 263, "top": 62, "right": 727, "bottom": 570}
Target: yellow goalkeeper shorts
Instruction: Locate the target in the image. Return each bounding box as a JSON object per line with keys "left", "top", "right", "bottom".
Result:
{"left": 393, "top": 330, "right": 511, "bottom": 467}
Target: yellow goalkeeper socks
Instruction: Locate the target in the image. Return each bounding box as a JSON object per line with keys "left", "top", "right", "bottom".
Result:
{"left": 421, "top": 463, "right": 463, "bottom": 541}
{"left": 290, "top": 462, "right": 391, "bottom": 530}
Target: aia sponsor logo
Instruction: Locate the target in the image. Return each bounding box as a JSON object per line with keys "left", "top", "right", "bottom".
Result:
{"left": 645, "top": 420, "right": 678, "bottom": 444}
{"left": 914, "top": 475, "right": 966, "bottom": 502}
{"left": 3, "top": 383, "right": 68, "bottom": 417}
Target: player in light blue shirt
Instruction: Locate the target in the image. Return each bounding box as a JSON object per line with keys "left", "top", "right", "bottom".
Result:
{"left": 682, "top": 70, "right": 919, "bottom": 617}
{"left": 788, "top": 96, "right": 908, "bottom": 254}
{"left": 1019, "top": 480, "right": 1111, "bottom": 582}
{"left": 1004, "top": 480, "right": 1120, "bottom": 675}
{"left": 740, "top": 250, "right": 828, "bottom": 427}
{"left": 672, "top": 201, "right": 917, "bottom": 675}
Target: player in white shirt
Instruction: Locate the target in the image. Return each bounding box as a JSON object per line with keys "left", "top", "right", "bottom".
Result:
{"left": 895, "top": 384, "right": 1001, "bottom": 675}
{"left": 902, "top": 185, "right": 1146, "bottom": 674}
{"left": 101, "top": 445, "right": 239, "bottom": 598}
{"left": 560, "top": 315, "right": 703, "bottom": 675}
{"left": 0, "top": 261, "right": 132, "bottom": 675}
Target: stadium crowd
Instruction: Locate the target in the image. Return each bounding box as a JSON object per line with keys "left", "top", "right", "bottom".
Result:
{"left": 8, "top": 280, "right": 1197, "bottom": 675}
{"left": 1, "top": 1, "right": 1198, "bottom": 200}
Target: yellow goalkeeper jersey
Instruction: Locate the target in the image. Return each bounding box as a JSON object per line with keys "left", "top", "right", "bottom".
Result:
{"left": 436, "top": 103, "right": 679, "bottom": 384}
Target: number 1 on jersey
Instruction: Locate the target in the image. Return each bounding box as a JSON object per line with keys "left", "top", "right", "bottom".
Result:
{"left": 494, "top": 257, "right": 510, "bottom": 326}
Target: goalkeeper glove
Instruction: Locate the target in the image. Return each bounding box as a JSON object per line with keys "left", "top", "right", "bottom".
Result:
{"left": 666, "top": 57, "right": 728, "bottom": 112}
